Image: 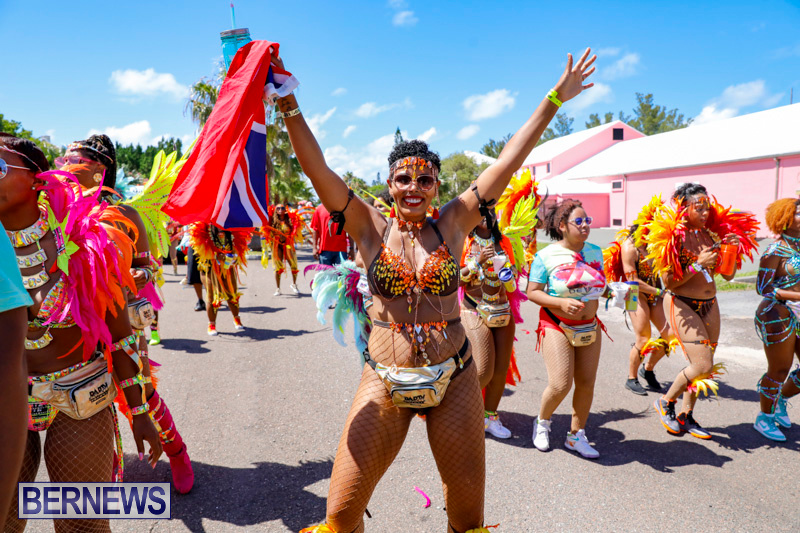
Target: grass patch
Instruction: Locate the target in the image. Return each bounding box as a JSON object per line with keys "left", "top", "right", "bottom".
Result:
{"left": 715, "top": 270, "right": 756, "bottom": 292}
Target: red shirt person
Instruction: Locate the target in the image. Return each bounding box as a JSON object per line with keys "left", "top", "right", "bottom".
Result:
{"left": 311, "top": 204, "right": 349, "bottom": 265}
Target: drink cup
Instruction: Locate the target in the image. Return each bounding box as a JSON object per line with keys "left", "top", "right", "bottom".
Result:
{"left": 220, "top": 28, "right": 252, "bottom": 71}
{"left": 498, "top": 267, "right": 516, "bottom": 292}
{"left": 492, "top": 254, "right": 507, "bottom": 273}
{"left": 716, "top": 243, "right": 738, "bottom": 277}
{"left": 625, "top": 281, "right": 639, "bottom": 312}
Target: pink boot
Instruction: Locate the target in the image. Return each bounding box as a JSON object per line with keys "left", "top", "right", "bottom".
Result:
{"left": 147, "top": 391, "right": 194, "bottom": 494}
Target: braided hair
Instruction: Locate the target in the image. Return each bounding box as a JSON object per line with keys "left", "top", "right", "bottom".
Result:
{"left": 74, "top": 134, "right": 117, "bottom": 192}
{"left": 543, "top": 199, "right": 583, "bottom": 241}
{"left": 0, "top": 133, "right": 48, "bottom": 173}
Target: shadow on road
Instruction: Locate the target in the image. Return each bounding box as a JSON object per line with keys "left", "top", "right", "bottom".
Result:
{"left": 711, "top": 422, "right": 800, "bottom": 453}
{"left": 123, "top": 453, "right": 332, "bottom": 532}
{"left": 712, "top": 382, "right": 760, "bottom": 403}
{"left": 159, "top": 338, "right": 212, "bottom": 354}
{"left": 238, "top": 305, "right": 285, "bottom": 315}
{"left": 235, "top": 327, "right": 315, "bottom": 342}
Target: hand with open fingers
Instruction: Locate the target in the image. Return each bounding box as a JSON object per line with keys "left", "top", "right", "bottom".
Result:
{"left": 132, "top": 414, "right": 163, "bottom": 468}
{"left": 560, "top": 298, "right": 585, "bottom": 316}
{"left": 553, "top": 47, "right": 597, "bottom": 103}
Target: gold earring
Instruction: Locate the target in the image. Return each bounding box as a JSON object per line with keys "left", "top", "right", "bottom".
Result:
{"left": 93, "top": 173, "right": 103, "bottom": 183}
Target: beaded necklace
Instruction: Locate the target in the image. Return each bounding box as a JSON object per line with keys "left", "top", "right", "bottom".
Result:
{"left": 782, "top": 233, "right": 800, "bottom": 247}
{"left": 7, "top": 205, "right": 49, "bottom": 248}
{"left": 473, "top": 233, "right": 494, "bottom": 248}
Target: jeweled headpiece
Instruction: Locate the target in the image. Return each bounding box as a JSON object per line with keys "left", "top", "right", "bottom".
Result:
{"left": 389, "top": 156, "right": 439, "bottom": 179}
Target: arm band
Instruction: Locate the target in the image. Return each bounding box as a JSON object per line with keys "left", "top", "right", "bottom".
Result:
{"left": 130, "top": 404, "right": 148, "bottom": 416}
{"left": 546, "top": 89, "right": 562, "bottom": 108}
{"left": 119, "top": 373, "right": 150, "bottom": 390}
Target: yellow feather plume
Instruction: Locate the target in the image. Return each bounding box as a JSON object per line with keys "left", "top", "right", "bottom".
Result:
{"left": 632, "top": 194, "right": 664, "bottom": 247}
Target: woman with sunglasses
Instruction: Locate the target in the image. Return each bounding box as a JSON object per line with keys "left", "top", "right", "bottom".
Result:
{"left": 263, "top": 203, "right": 301, "bottom": 295}
{"left": 460, "top": 211, "right": 523, "bottom": 440}
{"left": 527, "top": 200, "right": 606, "bottom": 458}
{"left": 59, "top": 135, "right": 195, "bottom": 493}
{"left": 0, "top": 134, "right": 162, "bottom": 533}
{"left": 649, "top": 183, "right": 757, "bottom": 439}
{"left": 273, "top": 48, "right": 596, "bottom": 532}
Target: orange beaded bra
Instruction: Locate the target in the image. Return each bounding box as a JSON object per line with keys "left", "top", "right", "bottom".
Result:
{"left": 368, "top": 218, "right": 460, "bottom": 302}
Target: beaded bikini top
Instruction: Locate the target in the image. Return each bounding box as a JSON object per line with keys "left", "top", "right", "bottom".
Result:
{"left": 368, "top": 218, "right": 460, "bottom": 301}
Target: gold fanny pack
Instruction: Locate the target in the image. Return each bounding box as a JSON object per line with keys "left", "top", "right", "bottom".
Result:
{"left": 30, "top": 356, "right": 115, "bottom": 420}
{"left": 558, "top": 320, "right": 598, "bottom": 347}
{"left": 466, "top": 295, "right": 511, "bottom": 328}
{"left": 365, "top": 340, "right": 471, "bottom": 409}
{"left": 128, "top": 297, "right": 155, "bottom": 330}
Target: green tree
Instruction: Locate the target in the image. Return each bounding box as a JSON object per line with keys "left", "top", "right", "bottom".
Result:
{"left": 438, "top": 153, "right": 489, "bottom": 202}
{"left": 184, "top": 78, "right": 220, "bottom": 128}
{"left": 0, "top": 113, "right": 64, "bottom": 167}
{"left": 480, "top": 133, "right": 512, "bottom": 159}
{"left": 394, "top": 127, "right": 404, "bottom": 146}
{"left": 627, "top": 93, "right": 691, "bottom": 135}
{"left": 536, "top": 112, "right": 574, "bottom": 146}
{"left": 584, "top": 112, "right": 615, "bottom": 129}
{"left": 342, "top": 171, "right": 368, "bottom": 191}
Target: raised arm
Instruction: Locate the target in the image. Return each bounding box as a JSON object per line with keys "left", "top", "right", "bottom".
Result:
{"left": 445, "top": 48, "right": 597, "bottom": 231}
{"left": 270, "top": 57, "right": 380, "bottom": 245}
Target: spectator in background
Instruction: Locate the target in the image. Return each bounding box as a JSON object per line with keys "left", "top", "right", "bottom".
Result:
{"left": 0, "top": 225, "right": 32, "bottom": 526}
{"left": 311, "top": 203, "right": 350, "bottom": 266}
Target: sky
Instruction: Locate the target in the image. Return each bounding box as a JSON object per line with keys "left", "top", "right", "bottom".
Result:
{"left": 2, "top": 0, "right": 799, "bottom": 182}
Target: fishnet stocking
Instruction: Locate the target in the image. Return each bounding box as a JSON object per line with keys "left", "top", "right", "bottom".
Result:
{"left": 326, "top": 365, "right": 414, "bottom": 532}
{"left": 45, "top": 410, "right": 115, "bottom": 533}
{"left": 425, "top": 359, "right": 485, "bottom": 532}
{"left": 367, "top": 322, "right": 467, "bottom": 367}
{"left": 4, "top": 410, "right": 115, "bottom": 533}
{"left": 461, "top": 308, "right": 494, "bottom": 389}
{"left": 4, "top": 432, "right": 41, "bottom": 533}
{"left": 540, "top": 327, "right": 602, "bottom": 432}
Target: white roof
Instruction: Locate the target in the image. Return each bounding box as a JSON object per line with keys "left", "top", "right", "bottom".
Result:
{"left": 540, "top": 176, "right": 611, "bottom": 195}
{"left": 522, "top": 120, "right": 627, "bottom": 166}
{"left": 463, "top": 150, "right": 497, "bottom": 165}
{"left": 559, "top": 103, "right": 800, "bottom": 180}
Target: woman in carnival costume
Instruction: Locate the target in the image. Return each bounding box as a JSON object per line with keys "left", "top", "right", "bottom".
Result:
{"left": 648, "top": 183, "right": 758, "bottom": 439}
{"left": 274, "top": 47, "right": 596, "bottom": 533}
{"left": 59, "top": 135, "right": 195, "bottom": 493}
{"left": 604, "top": 195, "right": 676, "bottom": 395}
{"left": 527, "top": 199, "right": 608, "bottom": 459}
{"left": 190, "top": 222, "right": 251, "bottom": 336}
{"left": 459, "top": 170, "right": 540, "bottom": 439}
{"left": 262, "top": 203, "right": 302, "bottom": 295}
{"left": 0, "top": 134, "right": 162, "bottom": 532}
{"left": 753, "top": 198, "right": 800, "bottom": 441}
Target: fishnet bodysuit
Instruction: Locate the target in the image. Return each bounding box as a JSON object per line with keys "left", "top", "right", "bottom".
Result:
{"left": 325, "top": 325, "right": 485, "bottom": 533}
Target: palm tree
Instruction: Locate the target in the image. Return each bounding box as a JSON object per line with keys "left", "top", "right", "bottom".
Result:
{"left": 184, "top": 78, "right": 219, "bottom": 128}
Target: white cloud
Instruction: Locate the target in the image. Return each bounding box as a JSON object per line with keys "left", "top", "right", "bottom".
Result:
{"left": 567, "top": 82, "right": 613, "bottom": 113}
{"left": 325, "top": 132, "right": 401, "bottom": 182}
{"left": 307, "top": 107, "right": 337, "bottom": 139}
{"left": 332, "top": 87, "right": 347, "bottom": 97}
{"left": 393, "top": 10, "right": 418, "bottom": 27}
{"left": 354, "top": 99, "right": 411, "bottom": 118}
{"left": 692, "top": 80, "right": 783, "bottom": 126}
{"left": 602, "top": 53, "right": 640, "bottom": 80}
{"left": 462, "top": 89, "right": 516, "bottom": 121}
{"left": 595, "top": 47, "right": 621, "bottom": 57}
{"left": 692, "top": 105, "right": 738, "bottom": 126}
{"left": 89, "top": 120, "right": 153, "bottom": 146}
{"left": 109, "top": 68, "right": 189, "bottom": 100}
{"left": 417, "top": 127, "right": 437, "bottom": 142}
{"left": 342, "top": 125, "right": 357, "bottom": 138}
{"left": 456, "top": 125, "right": 480, "bottom": 140}
{"left": 388, "top": 0, "right": 407, "bottom": 8}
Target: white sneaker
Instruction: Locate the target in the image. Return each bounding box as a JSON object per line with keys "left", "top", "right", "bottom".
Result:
{"left": 532, "top": 417, "right": 551, "bottom": 451}
{"left": 273, "top": 288, "right": 281, "bottom": 296}
{"left": 564, "top": 429, "right": 600, "bottom": 459}
{"left": 484, "top": 414, "right": 512, "bottom": 439}
{"left": 290, "top": 283, "right": 299, "bottom": 295}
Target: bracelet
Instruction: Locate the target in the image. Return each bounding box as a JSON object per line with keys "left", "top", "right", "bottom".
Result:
{"left": 111, "top": 334, "right": 137, "bottom": 352}
{"left": 654, "top": 288, "right": 663, "bottom": 298}
{"left": 546, "top": 89, "right": 562, "bottom": 108}
{"left": 688, "top": 262, "right": 702, "bottom": 275}
{"left": 130, "top": 404, "right": 148, "bottom": 416}
{"left": 119, "top": 373, "right": 150, "bottom": 389}
{"left": 277, "top": 107, "right": 301, "bottom": 119}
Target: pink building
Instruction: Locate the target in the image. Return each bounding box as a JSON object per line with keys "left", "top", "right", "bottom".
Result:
{"left": 540, "top": 103, "right": 800, "bottom": 236}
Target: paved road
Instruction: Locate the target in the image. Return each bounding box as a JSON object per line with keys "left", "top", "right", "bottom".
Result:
{"left": 25, "top": 248, "right": 798, "bottom": 532}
